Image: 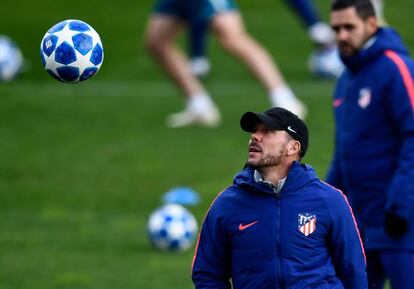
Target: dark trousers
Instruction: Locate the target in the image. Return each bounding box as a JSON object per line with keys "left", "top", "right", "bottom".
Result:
{"left": 367, "top": 250, "right": 414, "bottom": 289}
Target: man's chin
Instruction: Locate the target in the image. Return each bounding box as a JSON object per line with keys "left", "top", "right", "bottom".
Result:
{"left": 246, "top": 160, "right": 261, "bottom": 169}
{"left": 339, "top": 47, "right": 355, "bottom": 57}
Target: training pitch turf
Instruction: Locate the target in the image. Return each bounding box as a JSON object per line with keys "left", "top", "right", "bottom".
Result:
{"left": 1, "top": 0, "right": 411, "bottom": 288}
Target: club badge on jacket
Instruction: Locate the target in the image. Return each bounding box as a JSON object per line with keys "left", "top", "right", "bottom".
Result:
{"left": 298, "top": 213, "right": 317, "bottom": 236}
{"left": 358, "top": 88, "right": 372, "bottom": 109}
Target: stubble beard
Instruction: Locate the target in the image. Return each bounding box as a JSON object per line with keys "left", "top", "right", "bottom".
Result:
{"left": 339, "top": 27, "right": 372, "bottom": 57}
{"left": 247, "top": 146, "right": 285, "bottom": 170}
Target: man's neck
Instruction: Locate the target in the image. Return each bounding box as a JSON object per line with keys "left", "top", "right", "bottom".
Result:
{"left": 362, "top": 34, "right": 377, "bottom": 50}
{"left": 258, "top": 164, "right": 290, "bottom": 186}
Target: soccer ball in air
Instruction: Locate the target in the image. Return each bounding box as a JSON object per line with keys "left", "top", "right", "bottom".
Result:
{"left": 147, "top": 204, "right": 198, "bottom": 251}
{"left": 0, "top": 35, "right": 23, "bottom": 82}
{"left": 308, "top": 46, "right": 344, "bottom": 79}
{"left": 40, "top": 19, "right": 103, "bottom": 83}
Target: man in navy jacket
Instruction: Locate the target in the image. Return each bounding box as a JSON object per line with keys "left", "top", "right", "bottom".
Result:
{"left": 192, "top": 107, "right": 367, "bottom": 289}
{"left": 327, "top": 0, "right": 414, "bottom": 288}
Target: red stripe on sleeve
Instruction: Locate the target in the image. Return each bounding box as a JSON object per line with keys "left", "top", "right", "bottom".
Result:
{"left": 321, "top": 181, "right": 366, "bottom": 264}
{"left": 384, "top": 50, "right": 414, "bottom": 114}
{"left": 191, "top": 189, "right": 227, "bottom": 272}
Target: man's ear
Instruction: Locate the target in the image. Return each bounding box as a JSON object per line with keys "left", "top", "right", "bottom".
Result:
{"left": 366, "top": 15, "right": 378, "bottom": 34}
{"left": 287, "top": 140, "right": 301, "bottom": 156}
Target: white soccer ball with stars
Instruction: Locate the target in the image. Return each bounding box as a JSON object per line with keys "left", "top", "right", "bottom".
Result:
{"left": 40, "top": 19, "right": 103, "bottom": 83}
{"left": 147, "top": 204, "right": 198, "bottom": 252}
{"left": 0, "top": 35, "right": 23, "bottom": 82}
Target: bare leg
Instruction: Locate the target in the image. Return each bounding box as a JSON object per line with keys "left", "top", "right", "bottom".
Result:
{"left": 145, "top": 15, "right": 220, "bottom": 127}
{"left": 211, "top": 12, "right": 307, "bottom": 119}
{"left": 145, "top": 15, "right": 204, "bottom": 98}
{"left": 211, "top": 12, "right": 286, "bottom": 91}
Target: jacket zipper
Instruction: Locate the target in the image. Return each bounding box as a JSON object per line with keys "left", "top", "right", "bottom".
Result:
{"left": 275, "top": 194, "right": 283, "bottom": 289}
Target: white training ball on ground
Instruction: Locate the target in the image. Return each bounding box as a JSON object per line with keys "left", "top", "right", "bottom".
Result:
{"left": 0, "top": 35, "right": 23, "bottom": 82}
{"left": 308, "top": 46, "right": 344, "bottom": 79}
{"left": 40, "top": 19, "right": 104, "bottom": 83}
{"left": 147, "top": 204, "right": 198, "bottom": 252}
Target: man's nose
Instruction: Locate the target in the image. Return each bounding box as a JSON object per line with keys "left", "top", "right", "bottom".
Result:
{"left": 336, "top": 28, "right": 349, "bottom": 41}
{"left": 251, "top": 131, "right": 262, "bottom": 141}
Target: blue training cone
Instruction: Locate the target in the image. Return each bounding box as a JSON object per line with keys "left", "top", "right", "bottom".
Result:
{"left": 162, "top": 186, "right": 201, "bottom": 206}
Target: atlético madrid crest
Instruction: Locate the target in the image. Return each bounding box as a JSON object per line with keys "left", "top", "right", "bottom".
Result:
{"left": 298, "top": 213, "right": 317, "bottom": 236}
{"left": 358, "top": 88, "right": 371, "bottom": 109}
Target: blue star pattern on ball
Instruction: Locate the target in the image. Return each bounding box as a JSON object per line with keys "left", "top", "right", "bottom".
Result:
{"left": 72, "top": 33, "right": 93, "bottom": 56}
{"left": 147, "top": 204, "right": 198, "bottom": 252}
{"left": 40, "top": 19, "right": 104, "bottom": 83}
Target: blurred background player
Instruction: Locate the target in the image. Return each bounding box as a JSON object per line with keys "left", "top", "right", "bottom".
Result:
{"left": 286, "top": 0, "right": 342, "bottom": 78}
{"left": 188, "top": 0, "right": 343, "bottom": 79}
{"left": 145, "top": 0, "right": 307, "bottom": 128}
{"left": 187, "top": 18, "right": 211, "bottom": 78}
{"left": 188, "top": 0, "right": 386, "bottom": 79}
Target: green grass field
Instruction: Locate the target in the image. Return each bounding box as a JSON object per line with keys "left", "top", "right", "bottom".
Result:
{"left": 0, "top": 0, "right": 411, "bottom": 288}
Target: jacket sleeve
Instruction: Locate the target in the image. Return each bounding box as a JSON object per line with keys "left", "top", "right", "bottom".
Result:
{"left": 326, "top": 79, "right": 345, "bottom": 192}
{"left": 326, "top": 188, "right": 367, "bottom": 289}
{"left": 326, "top": 139, "right": 344, "bottom": 192}
{"left": 383, "top": 52, "right": 414, "bottom": 219}
{"left": 192, "top": 193, "right": 231, "bottom": 289}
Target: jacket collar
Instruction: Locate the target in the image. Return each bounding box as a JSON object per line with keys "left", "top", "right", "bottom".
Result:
{"left": 234, "top": 161, "right": 318, "bottom": 196}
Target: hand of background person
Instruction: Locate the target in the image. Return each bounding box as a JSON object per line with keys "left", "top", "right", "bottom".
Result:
{"left": 385, "top": 211, "right": 408, "bottom": 238}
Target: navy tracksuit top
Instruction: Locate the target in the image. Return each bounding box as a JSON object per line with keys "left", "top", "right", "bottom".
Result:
{"left": 192, "top": 162, "right": 367, "bottom": 289}
{"left": 326, "top": 28, "right": 414, "bottom": 250}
